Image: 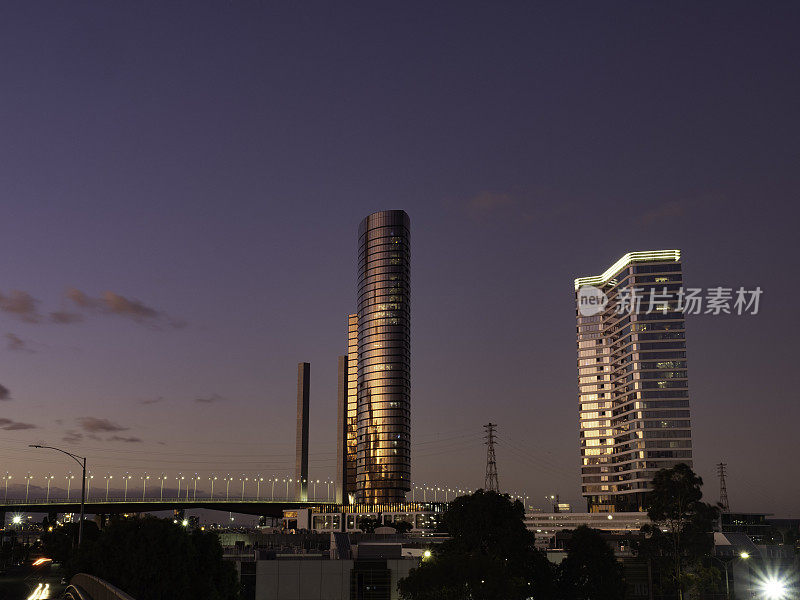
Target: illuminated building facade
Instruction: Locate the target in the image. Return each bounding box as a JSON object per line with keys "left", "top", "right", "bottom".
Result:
{"left": 575, "top": 250, "right": 692, "bottom": 512}
{"left": 336, "top": 314, "right": 359, "bottom": 503}
{"left": 355, "top": 210, "right": 411, "bottom": 503}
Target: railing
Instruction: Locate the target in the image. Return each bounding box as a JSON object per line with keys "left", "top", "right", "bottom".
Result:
{"left": 0, "top": 496, "right": 314, "bottom": 505}
{"left": 66, "top": 574, "right": 136, "bottom": 600}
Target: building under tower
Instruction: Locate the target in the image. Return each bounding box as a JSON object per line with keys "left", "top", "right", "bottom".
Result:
{"left": 575, "top": 250, "right": 693, "bottom": 512}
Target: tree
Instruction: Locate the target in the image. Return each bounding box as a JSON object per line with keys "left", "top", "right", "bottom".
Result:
{"left": 357, "top": 516, "right": 383, "bottom": 533}
{"left": 74, "top": 517, "right": 239, "bottom": 600}
{"left": 556, "top": 526, "right": 625, "bottom": 600}
{"left": 399, "top": 490, "right": 554, "bottom": 600}
{"left": 640, "top": 463, "right": 720, "bottom": 600}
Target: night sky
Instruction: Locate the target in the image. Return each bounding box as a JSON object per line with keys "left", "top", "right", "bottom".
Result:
{"left": 0, "top": 2, "right": 798, "bottom": 515}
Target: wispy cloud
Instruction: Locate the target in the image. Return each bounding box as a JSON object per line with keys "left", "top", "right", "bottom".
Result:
{"left": 63, "top": 430, "right": 83, "bottom": 443}
{"left": 0, "top": 384, "right": 10, "bottom": 401}
{"left": 65, "top": 288, "right": 184, "bottom": 329}
{"left": 49, "top": 310, "right": 84, "bottom": 324}
{"left": 5, "top": 333, "right": 34, "bottom": 353}
{"left": 139, "top": 396, "right": 164, "bottom": 405}
{"left": 0, "top": 418, "right": 37, "bottom": 430}
{"left": 77, "top": 417, "right": 128, "bottom": 433}
{"left": 0, "top": 290, "right": 41, "bottom": 323}
{"left": 195, "top": 393, "right": 223, "bottom": 404}
{"left": 107, "top": 435, "right": 142, "bottom": 443}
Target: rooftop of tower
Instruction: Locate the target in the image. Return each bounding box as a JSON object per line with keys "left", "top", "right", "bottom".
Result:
{"left": 574, "top": 249, "right": 681, "bottom": 290}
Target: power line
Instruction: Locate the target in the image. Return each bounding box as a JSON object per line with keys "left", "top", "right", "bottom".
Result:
{"left": 717, "top": 462, "right": 730, "bottom": 512}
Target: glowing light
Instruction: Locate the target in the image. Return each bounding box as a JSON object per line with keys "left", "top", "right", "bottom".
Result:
{"left": 740, "top": 551, "right": 750, "bottom": 559}
{"left": 182, "top": 519, "right": 189, "bottom": 527}
{"left": 574, "top": 250, "right": 681, "bottom": 290}
{"left": 12, "top": 515, "right": 22, "bottom": 524}
{"left": 423, "top": 550, "right": 431, "bottom": 559}
{"left": 32, "top": 557, "right": 53, "bottom": 566}
{"left": 760, "top": 578, "right": 788, "bottom": 600}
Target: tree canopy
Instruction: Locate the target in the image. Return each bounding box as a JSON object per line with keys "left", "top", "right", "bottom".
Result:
{"left": 74, "top": 517, "right": 239, "bottom": 600}
{"left": 556, "top": 525, "right": 625, "bottom": 600}
{"left": 399, "top": 490, "right": 554, "bottom": 600}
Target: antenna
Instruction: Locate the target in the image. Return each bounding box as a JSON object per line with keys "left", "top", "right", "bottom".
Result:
{"left": 484, "top": 423, "right": 499, "bottom": 492}
{"left": 717, "top": 462, "right": 730, "bottom": 512}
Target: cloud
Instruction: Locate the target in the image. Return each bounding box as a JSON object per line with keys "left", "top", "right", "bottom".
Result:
{"left": 0, "top": 384, "right": 10, "bottom": 401}
{"left": 0, "top": 418, "right": 37, "bottom": 430}
{"left": 639, "top": 200, "right": 685, "bottom": 226}
{"left": 139, "top": 396, "right": 164, "bottom": 405}
{"left": 6, "top": 333, "right": 34, "bottom": 353}
{"left": 63, "top": 430, "right": 83, "bottom": 443}
{"left": 77, "top": 417, "right": 128, "bottom": 433}
{"left": 49, "top": 311, "right": 84, "bottom": 324}
{"left": 194, "top": 393, "right": 223, "bottom": 404}
{"left": 107, "top": 435, "right": 142, "bottom": 443}
{"left": 65, "top": 288, "right": 184, "bottom": 328}
{"left": 0, "top": 290, "right": 41, "bottom": 323}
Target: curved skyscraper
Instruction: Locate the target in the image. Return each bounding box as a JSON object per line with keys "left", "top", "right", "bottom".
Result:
{"left": 355, "top": 210, "right": 411, "bottom": 504}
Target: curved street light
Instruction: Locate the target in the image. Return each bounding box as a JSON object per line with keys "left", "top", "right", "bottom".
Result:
{"left": 29, "top": 444, "right": 87, "bottom": 545}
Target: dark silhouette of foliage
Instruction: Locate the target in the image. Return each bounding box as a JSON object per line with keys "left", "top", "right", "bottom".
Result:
{"left": 399, "top": 490, "right": 555, "bottom": 600}
{"left": 556, "top": 526, "right": 625, "bottom": 600}
{"left": 357, "top": 516, "right": 383, "bottom": 533}
{"left": 74, "top": 517, "right": 239, "bottom": 600}
{"left": 639, "top": 463, "right": 720, "bottom": 600}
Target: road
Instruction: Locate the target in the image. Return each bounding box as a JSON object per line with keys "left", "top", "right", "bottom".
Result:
{"left": 0, "top": 568, "right": 67, "bottom": 600}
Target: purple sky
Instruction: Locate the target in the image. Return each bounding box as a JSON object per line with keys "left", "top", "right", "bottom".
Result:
{"left": 0, "top": 2, "right": 798, "bottom": 515}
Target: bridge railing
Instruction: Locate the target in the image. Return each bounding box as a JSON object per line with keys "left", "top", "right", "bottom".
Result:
{"left": 0, "top": 495, "right": 317, "bottom": 504}
{"left": 66, "top": 574, "right": 136, "bottom": 600}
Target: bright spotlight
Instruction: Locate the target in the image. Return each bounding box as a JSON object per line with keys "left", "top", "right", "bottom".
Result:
{"left": 11, "top": 515, "right": 22, "bottom": 525}
{"left": 182, "top": 519, "right": 189, "bottom": 527}
{"left": 760, "top": 578, "right": 788, "bottom": 600}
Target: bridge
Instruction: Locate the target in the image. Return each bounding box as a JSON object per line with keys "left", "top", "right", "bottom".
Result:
{"left": 0, "top": 496, "right": 443, "bottom": 518}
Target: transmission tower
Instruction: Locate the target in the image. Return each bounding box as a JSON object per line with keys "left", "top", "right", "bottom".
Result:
{"left": 717, "top": 462, "right": 730, "bottom": 512}
{"left": 484, "top": 423, "right": 499, "bottom": 492}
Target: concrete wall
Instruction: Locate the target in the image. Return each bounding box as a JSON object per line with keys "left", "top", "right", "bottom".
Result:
{"left": 255, "top": 560, "right": 352, "bottom": 600}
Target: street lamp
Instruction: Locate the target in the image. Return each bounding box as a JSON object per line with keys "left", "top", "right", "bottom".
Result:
{"left": 29, "top": 444, "right": 88, "bottom": 546}
{"left": 86, "top": 472, "right": 94, "bottom": 501}
{"left": 326, "top": 480, "right": 332, "bottom": 502}
{"left": 159, "top": 473, "right": 167, "bottom": 500}
{"left": 176, "top": 473, "right": 184, "bottom": 500}
{"left": 312, "top": 479, "right": 319, "bottom": 500}
{"left": 711, "top": 551, "right": 750, "bottom": 600}
{"left": 24, "top": 472, "right": 33, "bottom": 501}
{"left": 209, "top": 475, "right": 217, "bottom": 499}
{"left": 193, "top": 474, "right": 200, "bottom": 500}
{"left": 271, "top": 477, "right": 276, "bottom": 500}
{"left": 223, "top": 475, "right": 233, "bottom": 500}
{"left": 2, "top": 473, "right": 11, "bottom": 502}
{"left": 284, "top": 478, "right": 292, "bottom": 500}
{"left": 256, "top": 475, "right": 263, "bottom": 500}
{"left": 240, "top": 475, "right": 247, "bottom": 500}
{"left": 104, "top": 474, "right": 112, "bottom": 501}
{"left": 123, "top": 472, "right": 132, "bottom": 500}
{"left": 45, "top": 473, "right": 54, "bottom": 501}
{"left": 141, "top": 473, "right": 150, "bottom": 499}
{"left": 65, "top": 473, "right": 74, "bottom": 500}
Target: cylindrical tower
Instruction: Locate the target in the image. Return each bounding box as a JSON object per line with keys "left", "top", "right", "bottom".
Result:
{"left": 355, "top": 210, "right": 411, "bottom": 504}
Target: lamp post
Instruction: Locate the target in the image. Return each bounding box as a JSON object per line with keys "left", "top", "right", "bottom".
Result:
{"left": 176, "top": 473, "right": 184, "bottom": 500}
{"left": 123, "top": 472, "right": 132, "bottom": 500}
{"left": 193, "top": 474, "right": 200, "bottom": 500}
{"left": 2, "top": 473, "right": 11, "bottom": 501}
{"left": 711, "top": 551, "right": 750, "bottom": 600}
{"left": 209, "top": 475, "right": 217, "bottom": 499}
{"left": 159, "top": 474, "right": 167, "bottom": 500}
{"left": 141, "top": 473, "right": 150, "bottom": 499}
{"left": 104, "top": 474, "right": 112, "bottom": 501}
{"left": 240, "top": 475, "right": 247, "bottom": 500}
{"left": 24, "top": 472, "right": 33, "bottom": 501}
{"left": 224, "top": 475, "right": 232, "bottom": 500}
{"left": 256, "top": 475, "right": 263, "bottom": 500}
{"left": 312, "top": 479, "right": 318, "bottom": 500}
{"left": 29, "top": 444, "right": 87, "bottom": 546}
{"left": 45, "top": 473, "right": 54, "bottom": 501}
{"left": 271, "top": 478, "right": 276, "bottom": 500}
{"left": 86, "top": 472, "right": 94, "bottom": 501}
{"left": 65, "top": 473, "right": 74, "bottom": 500}
{"left": 284, "top": 478, "right": 292, "bottom": 500}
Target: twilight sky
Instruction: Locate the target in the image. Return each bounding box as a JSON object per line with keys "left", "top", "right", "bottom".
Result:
{"left": 0, "top": 1, "right": 798, "bottom": 515}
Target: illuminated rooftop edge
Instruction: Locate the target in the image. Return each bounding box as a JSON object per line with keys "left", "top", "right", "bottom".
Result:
{"left": 574, "top": 250, "right": 681, "bottom": 290}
